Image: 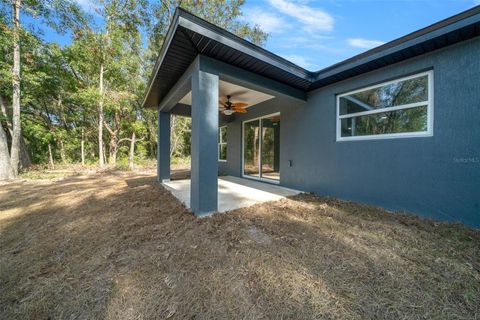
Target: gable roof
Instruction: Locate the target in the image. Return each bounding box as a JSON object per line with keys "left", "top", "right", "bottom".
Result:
{"left": 143, "top": 6, "right": 480, "bottom": 108}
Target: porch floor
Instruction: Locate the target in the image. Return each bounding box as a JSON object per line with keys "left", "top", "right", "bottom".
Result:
{"left": 162, "top": 176, "right": 301, "bottom": 213}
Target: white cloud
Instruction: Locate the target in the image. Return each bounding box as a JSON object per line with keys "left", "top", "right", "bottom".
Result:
{"left": 75, "top": 0, "right": 90, "bottom": 8}
{"left": 281, "top": 54, "right": 317, "bottom": 69}
{"left": 243, "top": 7, "right": 288, "bottom": 33}
{"left": 347, "top": 38, "right": 385, "bottom": 49}
{"left": 268, "top": 0, "right": 334, "bottom": 32}
{"left": 74, "top": 0, "right": 96, "bottom": 13}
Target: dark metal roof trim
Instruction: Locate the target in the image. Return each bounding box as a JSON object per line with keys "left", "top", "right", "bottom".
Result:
{"left": 142, "top": 6, "right": 480, "bottom": 108}
{"left": 177, "top": 14, "right": 312, "bottom": 80}
{"left": 314, "top": 6, "right": 480, "bottom": 75}
{"left": 311, "top": 6, "right": 480, "bottom": 89}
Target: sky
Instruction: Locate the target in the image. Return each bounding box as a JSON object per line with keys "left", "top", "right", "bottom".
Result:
{"left": 240, "top": 0, "right": 479, "bottom": 70}
{"left": 24, "top": 0, "right": 480, "bottom": 71}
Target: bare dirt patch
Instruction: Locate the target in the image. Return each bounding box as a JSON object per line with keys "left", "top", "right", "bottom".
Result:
{"left": 1, "top": 171, "right": 479, "bottom": 319}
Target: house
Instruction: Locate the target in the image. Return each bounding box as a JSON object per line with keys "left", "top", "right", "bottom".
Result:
{"left": 143, "top": 6, "right": 480, "bottom": 227}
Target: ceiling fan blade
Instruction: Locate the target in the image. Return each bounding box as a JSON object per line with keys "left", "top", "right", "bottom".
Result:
{"left": 233, "top": 108, "right": 247, "bottom": 113}
{"left": 231, "top": 102, "right": 248, "bottom": 108}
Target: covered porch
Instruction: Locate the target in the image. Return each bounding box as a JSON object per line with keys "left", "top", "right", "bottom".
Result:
{"left": 144, "top": 9, "right": 308, "bottom": 216}
{"left": 155, "top": 55, "right": 305, "bottom": 216}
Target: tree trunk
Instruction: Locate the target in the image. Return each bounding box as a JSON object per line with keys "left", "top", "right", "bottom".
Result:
{"left": 48, "top": 143, "right": 54, "bottom": 169}
{"left": 1, "top": 95, "right": 30, "bottom": 170}
{"left": 0, "top": 124, "right": 14, "bottom": 180}
{"left": 102, "top": 142, "right": 107, "bottom": 166}
{"left": 108, "top": 148, "right": 117, "bottom": 166}
{"left": 10, "top": 0, "right": 21, "bottom": 176}
{"left": 98, "top": 62, "right": 105, "bottom": 169}
{"left": 129, "top": 132, "right": 135, "bottom": 170}
{"left": 58, "top": 138, "right": 66, "bottom": 164}
{"left": 108, "top": 136, "right": 118, "bottom": 166}
{"left": 19, "top": 137, "right": 30, "bottom": 169}
{"left": 81, "top": 128, "right": 85, "bottom": 166}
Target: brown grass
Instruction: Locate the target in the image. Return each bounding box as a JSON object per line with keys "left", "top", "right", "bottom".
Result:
{"left": 1, "top": 171, "right": 479, "bottom": 319}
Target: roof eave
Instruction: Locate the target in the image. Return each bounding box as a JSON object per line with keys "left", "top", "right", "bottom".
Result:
{"left": 142, "top": 6, "right": 480, "bottom": 108}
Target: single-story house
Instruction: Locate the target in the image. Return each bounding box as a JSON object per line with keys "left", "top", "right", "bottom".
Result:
{"left": 143, "top": 6, "right": 480, "bottom": 227}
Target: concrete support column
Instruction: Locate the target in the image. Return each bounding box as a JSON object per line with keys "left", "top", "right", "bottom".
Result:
{"left": 190, "top": 60, "right": 219, "bottom": 216}
{"left": 157, "top": 111, "right": 170, "bottom": 182}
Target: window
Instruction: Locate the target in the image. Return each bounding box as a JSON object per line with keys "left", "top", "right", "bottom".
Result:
{"left": 218, "top": 126, "right": 227, "bottom": 161}
{"left": 336, "top": 71, "right": 433, "bottom": 141}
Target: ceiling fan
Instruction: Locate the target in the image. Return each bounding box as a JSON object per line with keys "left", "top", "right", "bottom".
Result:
{"left": 219, "top": 95, "right": 248, "bottom": 115}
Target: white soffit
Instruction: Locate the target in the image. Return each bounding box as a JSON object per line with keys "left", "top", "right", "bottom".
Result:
{"left": 179, "top": 80, "right": 275, "bottom": 107}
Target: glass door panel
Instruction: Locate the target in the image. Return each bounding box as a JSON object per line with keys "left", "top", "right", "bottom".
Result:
{"left": 243, "top": 120, "right": 260, "bottom": 178}
{"left": 243, "top": 114, "right": 281, "bottom": 182}
{"left": 261, "top": 116, "right": 280, "bottom": 181}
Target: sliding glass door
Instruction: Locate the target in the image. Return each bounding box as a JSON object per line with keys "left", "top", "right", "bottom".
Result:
{"left": 243, "top": 114, "right": 280, "bottom": 182}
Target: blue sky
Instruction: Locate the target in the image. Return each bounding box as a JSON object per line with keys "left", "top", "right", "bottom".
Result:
{"left": 241, "top": 0, "right": 479, "bottom": 70}
{"left": 27, "top": 0, "right": 479, "bottom": 71}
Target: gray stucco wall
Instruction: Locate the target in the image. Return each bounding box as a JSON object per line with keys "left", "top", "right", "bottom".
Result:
{"left": 219, "top": 37, "right": 480, "bottom": 227}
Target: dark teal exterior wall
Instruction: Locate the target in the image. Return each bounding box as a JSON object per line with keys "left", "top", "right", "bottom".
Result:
{"left": 219, "top": 37, "right": 480, "bottom": 227}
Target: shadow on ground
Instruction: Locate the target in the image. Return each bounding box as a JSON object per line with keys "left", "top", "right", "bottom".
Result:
{"left": 0, "top": 171, "right": 479, "bottom": 319}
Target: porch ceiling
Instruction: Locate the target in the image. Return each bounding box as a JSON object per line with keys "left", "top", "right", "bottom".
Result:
{"left": 178, "top": 80, "right": 274, "bottom": 109}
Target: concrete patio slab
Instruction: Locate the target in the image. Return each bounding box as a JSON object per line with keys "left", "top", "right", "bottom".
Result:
{"left": 162, "top": 176, "right": 301, "bottom": 214}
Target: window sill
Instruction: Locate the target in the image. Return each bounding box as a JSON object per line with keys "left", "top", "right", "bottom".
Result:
{"left": 336, "top": 131, "right": 433, "bottom": 142}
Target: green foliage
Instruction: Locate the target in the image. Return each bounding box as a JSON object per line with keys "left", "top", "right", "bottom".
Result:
{"left": 146, "top": 0, "right": 267, "bottom": 66}
{"left": 0, "top": 0, "right": 267, "bottom": 168}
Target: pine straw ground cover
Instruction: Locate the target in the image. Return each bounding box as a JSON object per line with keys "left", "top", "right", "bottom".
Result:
{"left": 0, "top": 171, "right": 479, "bottom": 320}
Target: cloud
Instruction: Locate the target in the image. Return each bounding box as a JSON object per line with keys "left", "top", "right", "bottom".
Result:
{"left": 74, "top": 0, "right": 96, "bottom": 14}
{"left": 74, "top": 0, "right": 90, "bottom": 9}
{"left": 347, "top": 38, "right": 385, "bottom": 49}
{"left": 268, "top": 0, "right": 334, "bottom": 32}
{"left": 281, "top": 54, "right": 317, "bottom": 69}
{"left": 243, "top": 7, "right": 288, "bottom": 33}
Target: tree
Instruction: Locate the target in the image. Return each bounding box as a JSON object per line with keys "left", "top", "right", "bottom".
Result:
{"left": 0, "top": 0, "right": 267, "bottom": 171}
{"left": 78, "top": 0, "right": 148, "bottom": 168}
{"left": 10, "top": 0, "right": 20, "bottom": 176}
{"left": 0, "top": 119, "right": 14, "bottom": 180}
{"left": 1, "top": 0, "right": 87, "bottom": 176}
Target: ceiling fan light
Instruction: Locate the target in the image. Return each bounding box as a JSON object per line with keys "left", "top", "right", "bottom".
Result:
{"left": 223, "top": 109, "right": 234, "bottom": 115}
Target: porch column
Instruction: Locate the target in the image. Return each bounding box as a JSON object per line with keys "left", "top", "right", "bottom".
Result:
{"left": 190, "top": 60, "right": 219, "bottom": 216}
{"left": 157, "top": 110, "right": 170, "bottom": 182}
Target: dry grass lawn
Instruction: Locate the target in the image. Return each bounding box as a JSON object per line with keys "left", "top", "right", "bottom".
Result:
{"left": 1, "top": 171, "right": 479, "bottom": 319}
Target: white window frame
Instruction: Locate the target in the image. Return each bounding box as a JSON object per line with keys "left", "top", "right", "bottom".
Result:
{"left": 336, "top": 70, "right": 434, "bottom": 141}
{"left": 218, "top": 126, "right": 227, "bottom": 162}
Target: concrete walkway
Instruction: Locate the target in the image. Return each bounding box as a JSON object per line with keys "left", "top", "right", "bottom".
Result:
{"left": 163, "top": 176, "right": 301, "bottom": 213}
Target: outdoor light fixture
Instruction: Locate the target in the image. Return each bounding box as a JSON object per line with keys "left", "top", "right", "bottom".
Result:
{"left": 219, "top": 95, "right": 248, "bottom": 115}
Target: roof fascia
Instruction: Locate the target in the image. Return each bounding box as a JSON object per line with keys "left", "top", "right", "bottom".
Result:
{"left": 176, "top": 12, "right": 312, "bottom": 81}
{"left": 312, "top": 11, "right": 480, "bottom": 83}
{"left": 142, "top": 10, "right": 182, "bottom": 108}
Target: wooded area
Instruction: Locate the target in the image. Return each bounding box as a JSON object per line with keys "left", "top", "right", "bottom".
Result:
{"left": 0, "top": 0, "right": 267, "bottom": 179}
